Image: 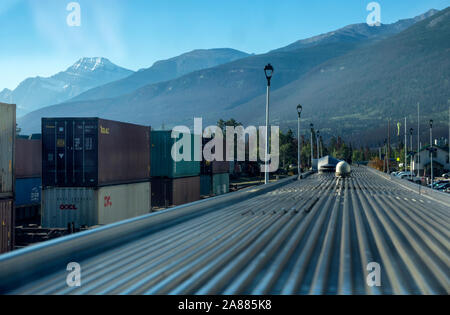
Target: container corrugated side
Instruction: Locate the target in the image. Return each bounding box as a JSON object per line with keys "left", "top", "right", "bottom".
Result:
{"left": 151, "top": 131, "right": 200, "bottom": 178}
{"left": 97, "top": 119, "right": 150, "bottom": 186}
{"left": 0, "top": 198, "right": 14, "bottom": 254}
{"left": 15, "top": 177, "right": 41, "bottom": 207}
{"left": 42, "top": 187, "right": 97, "bottom": 228}
{"left": 96, "top": 181, "right": 151, "bottom": 225}
{"left": 151, "top": 177, "right": 200, "bottom": 207}
{"left": 15, "top": 138, "right": 42, "bottom": 179}
{"left": 42, "top": 182, "right": 151, "bottom": 228}
{"left": 0, "top": 103, "right": 16, "bottom": 198}
{"left": 212, "top": 173, "right": 230, "bottom": 196}
{"left": 172, "top": 176, "right": 200, "bottom": 206}
{"left": 200, "top": 175, "right": 212, "bottom": 196}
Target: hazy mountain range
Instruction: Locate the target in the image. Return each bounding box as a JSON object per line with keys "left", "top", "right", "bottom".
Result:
{"left": 15, "top": 8, "right": 450, "bottom": 145}
{"left": 1, "top": 49, "right": 250, "bottom": 117}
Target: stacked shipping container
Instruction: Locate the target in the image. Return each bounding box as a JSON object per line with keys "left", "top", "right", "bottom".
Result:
{"left": 0, "top": 103, "right": 16, "bottom": 254}
{"left": 15, "top": 137, "right": 42, "bottom": 225}
{"left": 41, "top": 118, "right": 152, "bottom": 228}
{"left": 151, "top": 131, "right": 201, "bottom": 207}
{"left": 200, "top": 137, "right": 230, "bottom": 197}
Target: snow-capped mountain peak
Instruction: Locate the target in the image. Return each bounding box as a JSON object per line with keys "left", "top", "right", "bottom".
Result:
{"left": 0, "top": 57, "right": 133, "bottom": 117}
{"left": 69, "top": 57, "right": 114, "bottom": 72}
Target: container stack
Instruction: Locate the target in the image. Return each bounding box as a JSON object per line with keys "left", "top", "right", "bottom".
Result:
{"left": 15, "top": 137, "right": 42, "bottom": 225}
{"left": 200, "top": 137, "right": 230, "bottom": 197}
{"left": 151, "top": 131, "right": 201, "bottom": 208}
{"left": 41, "top": 118, "right": 151, "bottom": 228}
{"left": 0, "top": 103, "right": 16, "bottom": 254}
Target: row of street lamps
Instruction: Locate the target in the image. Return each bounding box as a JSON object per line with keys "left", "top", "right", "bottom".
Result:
{"left": 265, "top": 64, "right": 444, "bottom": 189}
{"left": 384, "top": 118, "right": 437, "bottom": 188}
{"left": 265, "top": 63, "right": 322, "bottom": 183}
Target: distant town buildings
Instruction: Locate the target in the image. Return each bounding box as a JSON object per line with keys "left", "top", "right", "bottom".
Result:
{"left": 413, "top": 139, "right": 450, "bottom": 176}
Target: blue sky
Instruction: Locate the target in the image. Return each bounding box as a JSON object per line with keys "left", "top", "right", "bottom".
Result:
{"left": 1, "top": 0, "right": 449, "bottom": 90}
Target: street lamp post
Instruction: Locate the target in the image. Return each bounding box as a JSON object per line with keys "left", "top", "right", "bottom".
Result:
{"left": 430, "top": 120, "right": 434, "bottom": 189}
{"left": 404, "top": 118, "right": 407, "bottom": 172}
{"left": 310, "top": 124, "right": 314, "bottom": 170}
{"left": 316, "top": 130, "right": 320, "bottom": 160}
{"left": 264, "top": 64, "right": 274, "bottom": 185}
{"left": 410, "top": 128, "right": 414, "bottom": 180}
{"left": 297, "top": 105, "right": 302, "bottom": 180}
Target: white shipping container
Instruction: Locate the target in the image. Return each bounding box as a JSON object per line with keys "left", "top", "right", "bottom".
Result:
{"left": 42, "top": 182, "right": 151, "bottom": 228}
{"left": 0, "top": 103, "right": 15, "bottom": 198}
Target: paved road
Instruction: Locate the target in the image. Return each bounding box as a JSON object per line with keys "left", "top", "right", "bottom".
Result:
{"left": 5, "top": 167, "right": 450, "bottom": 294}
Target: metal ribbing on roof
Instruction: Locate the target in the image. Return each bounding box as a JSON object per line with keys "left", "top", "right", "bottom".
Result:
{"left": 4, "top": 167, "right": 450, "bottom": 295}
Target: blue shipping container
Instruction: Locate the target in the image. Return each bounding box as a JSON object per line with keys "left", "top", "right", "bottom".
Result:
{"left": 16, "top": 178, "right": 41, "bottom": 207}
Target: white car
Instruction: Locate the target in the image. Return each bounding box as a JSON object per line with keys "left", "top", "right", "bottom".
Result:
{"left": 397, "top": 172, "right": 414, "bottom": 179}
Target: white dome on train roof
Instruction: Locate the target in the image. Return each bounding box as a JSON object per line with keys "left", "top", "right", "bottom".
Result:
{"left": 336, "top": 161, "right": 351, "bottom": 178}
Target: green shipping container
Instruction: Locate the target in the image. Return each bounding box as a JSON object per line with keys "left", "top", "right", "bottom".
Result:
{"left": 200, "top": 175, "right": 212, "bottom": 196}
{"left": 151, "top": 131, "right": 200, "bottom": 178}
{"left": 212, "top": 173, "right": 230, "bottom": 196}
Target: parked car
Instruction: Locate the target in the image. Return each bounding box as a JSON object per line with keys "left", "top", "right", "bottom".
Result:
{"left": 435, "top": 182, "right": 450, "bottom": 191}
{"left": 441, "top": 172, "right": 450, "bottom": 179}
{"left": 428, "top": 180, "right": 447, "bottom": 188}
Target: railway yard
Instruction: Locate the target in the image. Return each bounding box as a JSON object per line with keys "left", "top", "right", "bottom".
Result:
{"left": 1, "top": 166, "right": 448, "bottom": 295}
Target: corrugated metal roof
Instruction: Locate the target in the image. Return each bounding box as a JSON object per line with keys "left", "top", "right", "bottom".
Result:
{"left": 1, "top": 167, "right": 449, "bottom": 295}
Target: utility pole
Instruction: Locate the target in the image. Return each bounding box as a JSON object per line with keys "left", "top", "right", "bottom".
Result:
{"left": 417, "top": 103, "right": 420, "bottom": 178}
{"left": 320, "top": 136, "right": 323, "bottom": 157}
{"left": 410, "top": 128, "right": 414, "bottom": 180}
{"left": 316, "top": 130, "right": 320, "bottom": 160}
{"left": 297, "top": 105, "right": 302, "bottom": 180}
{"left": 430, "top": 120, "right": 434, "bottom": 189}
{"left": 310, "top": 124, "right": 314, "bottom": 170}
{"left": 388, "top": 118, "right": 391, "bottom": 174}
{"left": 404, "top": 117, "right": 407, "bottom": 173}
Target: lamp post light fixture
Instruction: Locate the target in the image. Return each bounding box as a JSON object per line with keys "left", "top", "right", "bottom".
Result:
{"left": 310, "top": 123, "right": 314, "bottom": 170}
{"left": 297, "top": 105, "right": 303, "bottom": 180}
{"left": 263, "top": 64, "right": 274, "bottom": 185}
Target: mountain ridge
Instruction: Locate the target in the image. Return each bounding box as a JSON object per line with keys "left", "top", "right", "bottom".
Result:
{"left": 68, "top": 48, "right": 251, "bottom": 102}
{"left": 17, "top": 7, "right": 449, "bottom": 146}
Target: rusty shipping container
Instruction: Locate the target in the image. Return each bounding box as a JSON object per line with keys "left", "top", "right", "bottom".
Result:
{"left": 0, "top": 199, "right": 14, "bottom": 254}
{"left": 151, "top": 176, "right": 200, "bottom": 208}
{"left": 42, "top": 181, "right": 151, "bottom": 228}
{"left": 15, "top": 138, "right": 42, "bottom": 179}
{"left": 42, "top": 118, "right": 150, "bottom": 187}
{"left": 0, "top": 103, "right": 16, "bottom": 199}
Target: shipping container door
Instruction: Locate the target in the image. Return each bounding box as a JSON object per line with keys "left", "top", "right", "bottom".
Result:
{"left": 42, "top": 120, "right": 57, "bottom": 186}
{"left": 73, "top": 120, "right": 98, "bottom": 186}
{"left": 43, "top": 119, "right": 98, "bottom": 187}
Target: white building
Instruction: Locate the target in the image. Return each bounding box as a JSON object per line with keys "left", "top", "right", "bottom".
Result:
{"left": 413, "top": 145, "right": 450, "bottom": 177}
